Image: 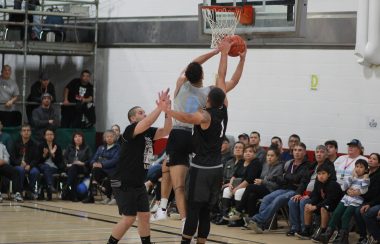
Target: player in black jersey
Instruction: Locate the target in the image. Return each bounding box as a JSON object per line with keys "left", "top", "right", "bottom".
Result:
{"left": 106, "top": 89, "right": 172, "bottom": 244}
{"left": 164, "top": 86, "right": 228, "bottom": 244}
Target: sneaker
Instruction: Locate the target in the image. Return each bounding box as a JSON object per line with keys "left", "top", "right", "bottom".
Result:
{"left": 99, "top": 197, "right": 111, "bottom": 204}
{"left": 82, "top": 196, "right": 95, "bottom": 204}
{"left": 295, "top": 229, "right": 313, "bottom": 240}
{"left": 357, "top": 236, "right": 368, "bottom": 244}
{"left": 0, "top": 193, "right": 3, "bottom": 203}
{"left": 247, "top": 219, "right": 263, "bottom": 234}
{"left": 150, "top": 208, "right": 167, "bottom": 221}
{"left": 14, "top": 192, "right": 24, "bottom": 202}
{"left": 108, "top": 198, "right": 117, "bottom": 205}
{"left": 228, "top": 209, "right": 242, "bottom": 221}
{"left": 181, "top": 218, "right": 186, "bottom": 233}
{"left": 286, "top": 230, "right": 297, "bottom": 236}
{"left": 150, "top": 202, "right": 159, "bottom": 213}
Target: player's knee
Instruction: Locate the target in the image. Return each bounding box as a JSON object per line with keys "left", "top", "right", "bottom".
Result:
{"left": 173, "top": 185, "right": 185, "bottom": 193}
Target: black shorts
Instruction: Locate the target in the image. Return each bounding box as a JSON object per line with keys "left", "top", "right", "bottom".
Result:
{"left": 166, "top": 128, "right": 192, "bottom": 167}
{"left": 185, "top": 166, "right": 223, "bottom": 207}
{"left": 113, "top": 186, "right": 149, "bottom": 216}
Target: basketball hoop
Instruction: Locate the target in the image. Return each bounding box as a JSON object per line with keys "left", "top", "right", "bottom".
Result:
{"left": 201, "top": 6, "right": 242, "bottom": 48}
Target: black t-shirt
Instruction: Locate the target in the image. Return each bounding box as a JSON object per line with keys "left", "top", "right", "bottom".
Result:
{"left": 113, "top": 122, "right": 157, "bottom": 187}
{"left": 65, "top": 78, "right": 93, "bottom": 103}
{"left": 192, "top": 105, "right": 228, "bottom": 167}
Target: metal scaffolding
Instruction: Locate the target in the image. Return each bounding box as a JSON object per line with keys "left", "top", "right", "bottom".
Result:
{"left": 0, "top": 0, "right": 98, "bottom": 123}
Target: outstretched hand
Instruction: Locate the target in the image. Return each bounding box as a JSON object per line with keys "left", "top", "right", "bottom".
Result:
{"left": 156, "top": 88, "right": 170, "bottom": 111}
{"left": 218, "top": 38, "right": 233, "bottom": 55}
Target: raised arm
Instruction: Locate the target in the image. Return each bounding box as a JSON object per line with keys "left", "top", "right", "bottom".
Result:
{"left": 226, "top": 47, "right": 246, "bottom": 92}
{"left": 174, "top": 49, "right": 220, "bottom": 97}
{"left": 153, "top": 108, "right": 173, "bottom": 140}
{"left": 134, "top": 89, "right": 170, "bottom": 137}
{"left": 215, "top": 39, "right": 232, "bottom": 93}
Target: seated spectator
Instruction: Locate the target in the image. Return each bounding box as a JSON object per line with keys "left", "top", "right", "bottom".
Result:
{"left": 296, "top": 164, "right": 343, "bottom": 240}
{"left": 221, "top": 136, "right": 233, "bottom": 166}
{"left": 62, "top": 131, "right": 92, "bottom": 202}
{"left": 26, "top": 72, "right": 56, "bottom": 125}
{"left": 0, "top": 65, "right": 21, "bottom": 127}
{"left": 320, "top": 159, "right": 369, "bottom": 243}
{"left": 362, "top": 204, "right": 380, "bottom": 242}
{"left": 324, "top": 140, "right": 338, "bottom": 163}
{"left": 0, "top": 120, "right": 13, "bottom": 152}
{"left": 32, "top": 93, "right": 60, "bottom": 142}
{"left": 248, "top": 142, "right": 310, "bottom": 233}
{"left": 111, "top": 124, "right": 123, "bottom": 145}
{"left": 11, "top": 124, "right": 39, "bottom": 200}
{"left": 82, "top": 130, "right": 120, "bottom": 204}
{"left": 61, "top": 70, "right": 95, "bottom": 128}
{"left": 219, "top": 145, "right": 262, "bottom": 225}
{"left": 281, "top": 134, "right": 301, "bottom": 162}
{"left": 334, "top": 139, "right": 368, "bottom": 189}
{"left": 249, "top": 131, "right": 266, "bottom": 163}
{"left": 228, "top": 144, "right": 283, "bottom": 222}
{"left": 36, "top": 128, "right": 63, "bottom": 200}
{"left": 354, "top": 153, "right": 380, "bottom": 244}
{"left": 0, "top": 141, "right": 23, "bottom": 202}
{"left": 287, "top": 145, "right": 336, "bottom": 238}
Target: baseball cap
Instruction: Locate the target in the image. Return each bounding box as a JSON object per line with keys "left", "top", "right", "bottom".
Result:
{"left": 238, "top": 133, "right": 249, "bottom": 140}
{"left": 347, "top": 139, "right": 363, "bottom": 148}
{"left": 41, "top": 92, "right": 52, "bottom": 100}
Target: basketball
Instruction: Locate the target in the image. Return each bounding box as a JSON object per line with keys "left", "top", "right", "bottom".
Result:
{"left": 226, "top": 35, "right": 246, "bottom": 57}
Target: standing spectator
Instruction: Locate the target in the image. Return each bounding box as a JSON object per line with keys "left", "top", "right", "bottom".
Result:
{"left": 334, "top": 139, "right": 368, "bottom": 189}
{"left": 32, "top": 93, "right": 60, "bottom": 142}
{"left": 82, "top": 130, "right": 120, "bottom": 204}
{"left": 0, "top": 142, "right": 23, "bottom": 202}
{"left": 61, "top": 70, "right": 95, "bottom": 128}
{"left": 62, "top": 131, "right": 92, "bottom": 202}
{"left": 37, "top": 128, "right": 63, "bottom": 200}
{"left": 11, "top": 124, "right": 39, "bottom": 199}
{"left": 354, "top": 153, "right": 380, "bottom": 244}
{"left": 249, "top": 131, "right": 266, "bottom": 163}
{"left": 0, "top": 120, "right": 13, "bottom": 152}
{"left": 324, "top": 140, "right": 338, "bottom": 163}
{"left": 26, "top": 72, "right": 56, "bottom": 125}
{"left": 0, "top": 65, "right": 20, "bottom": 127}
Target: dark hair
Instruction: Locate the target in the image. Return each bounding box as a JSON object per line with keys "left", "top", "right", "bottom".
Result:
{"left": 234, "top": 141, "right": 245, "bottom": 147}
{"left": 185, "top": 62, "right": 203, "bottom": 84}
{"left": 271, "top": 136, "right": 282, "bottom": 144}
{"left": 21, "top": 123, "right": 31, "bottom": 130}
{"left": 223, "top": 136, "right": 229, "bottom": 143}
{"left": 369, "top": 153, "right": 380, "bottom": 164}
{"left": 317, "top": 163, "right": 331, "bottom": 174}
{"left": 127, "top": 106, "right": 141, "bottom": 122}
{"left": 250, "top": 131, "right": 261, "bottom": 138}
{"left": 267, "top": 143, "right": 281, "bottom": 158}
{"left": 324, "top": 140, "right": 338, "bottom": 149}
{"left": 1, "top": 64, "right": 11, "bottom": 72}
{"left": 208, "top": 87, "right": 225, "bottom": 108}
{"left": 289, "top": 134, "right": 300, "bottom": 141}
{"left": 293, "top": 142, "right": 306, "bottom": 150}
{"left": 81, "top": 69, "right": 91, "bottom": 76}
{"left": 71, "top": 131, "right": 86, "bottom": 148}
{"left": 355, "top": 158, "right": 369, "bottom": 169}
{"left": 244, "top": 144, "right": 256, "bottom": 153}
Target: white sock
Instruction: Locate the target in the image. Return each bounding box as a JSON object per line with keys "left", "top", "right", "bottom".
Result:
{"left": 159, "top": 198, "right": 168, "bottom": 210}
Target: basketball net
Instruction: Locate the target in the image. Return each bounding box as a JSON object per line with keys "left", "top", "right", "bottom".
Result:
{"left": 202, "top": 6, "right": 242, "bottom": 48}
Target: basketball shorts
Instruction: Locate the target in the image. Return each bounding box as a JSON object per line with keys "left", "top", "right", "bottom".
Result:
{"left": 185, "top": 166, "right": 223, "bottom": 206}
{"left": 166, "top": 128, "right": 192, "bottom": 167}
{"left": 113, "top": 185, "right": 149, "bottom": 216}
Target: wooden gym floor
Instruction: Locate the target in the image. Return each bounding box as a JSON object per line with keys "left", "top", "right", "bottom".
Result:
{"left": 0, "top": 199, "right": 360, "bottom": 244}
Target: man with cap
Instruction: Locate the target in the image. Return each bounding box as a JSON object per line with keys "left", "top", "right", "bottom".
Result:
{"left": 27, "top": 72, "right": 56, "bottom": 125}
{"left": 333, "top": 139, "right": 367, "bottom": 190}
{"left": 32, "top": 93, "right": 60, "bottom": 142}
{"left": 238, "top": 133, "right": 249, "bottom": 146}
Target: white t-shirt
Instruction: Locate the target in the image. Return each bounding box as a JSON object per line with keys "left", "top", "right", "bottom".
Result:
{"left": 334, "top": 154, "right": 368, "bottom": 190}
